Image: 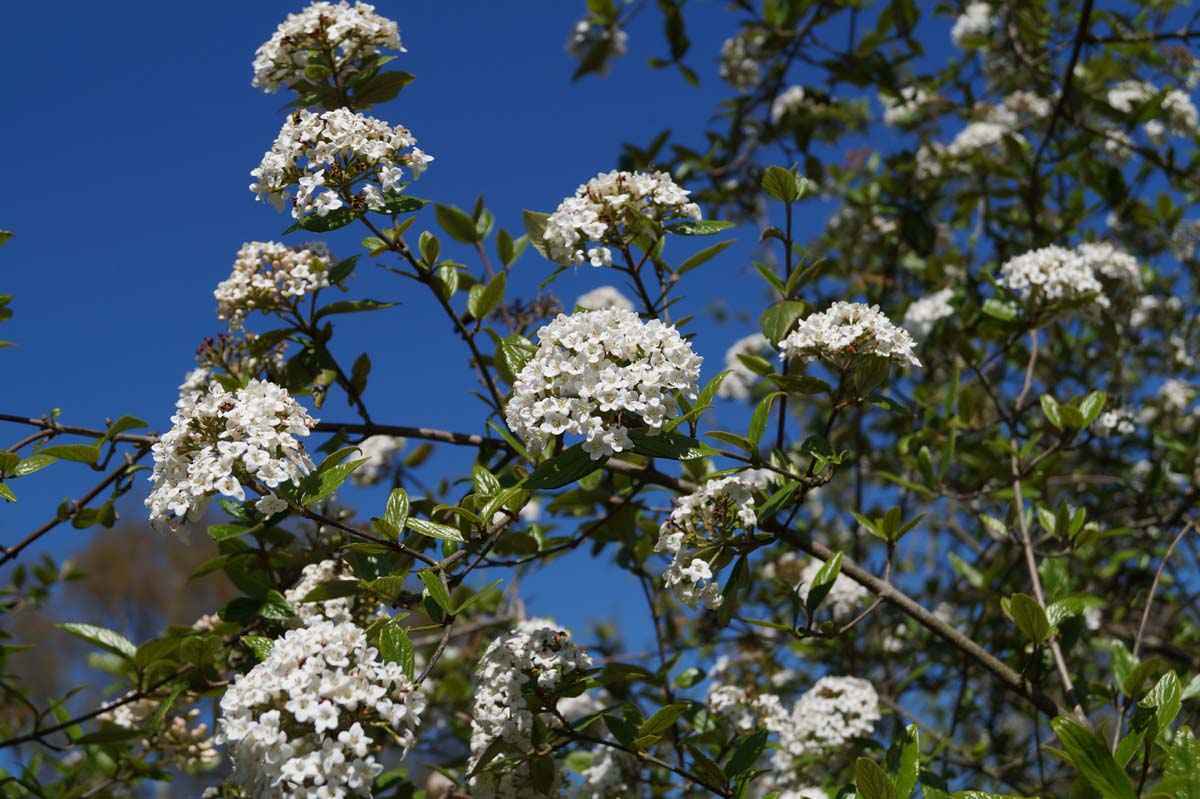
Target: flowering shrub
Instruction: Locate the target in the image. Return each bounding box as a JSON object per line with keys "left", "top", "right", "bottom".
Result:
{"left": 5, "top": 3, "right": 1200, "bottom": 799}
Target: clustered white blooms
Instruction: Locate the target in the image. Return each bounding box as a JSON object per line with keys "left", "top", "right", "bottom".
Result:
{"left": 881, "top": 86, "right": 931, "bottom": 126}
{"left": 771, "top": 85, "right": 817, "bottom": 124}
{"left": 1107, "top": 81, "right": 1200, "bottom": 141}
{"left": 1130, "top": 295, "right": 1184, "bottom": 328}
{"left": 251, "top": 1, "right": 401, "bottom": 93}
{"left": 1095, "top": 409, "right": 1136, "bottom": 437}
{"left": 544, "top": 170, "right": 701, "bottom": 268}
{"left": 575, "top": 285, "right": 634, "bottom": 312}
{"left": 468, "top": 620, "right": 593, "bottom": 799}
{"left": 218, "top": 620, "right": 425, "bottom": 799}
{"left": 773, "top": 676, "right": 880, "bottom": 765}
{"left": 215, "top": 241, "right": 334, "bottom": 329}
{"left": 251, "top": 108, "right": 432, "bottom": 218}
{"left": 179, "top": 367, "right": 212, "bottom": 402}
{"left": 779, "top": 302, "right": 921, "bottom": 368}
{"left": 718, "top": 333, "right": 772, "bottom": 400}
{"left": 146, "top": 380, "right": 316, "bottom": 534}
{"left": 946, "top": 120, "right": 1015, "bottom": 158}
{"left": 349, "top": 434, "right": 406, "bottom": 485}
{"left": 654, "top": 477, "right": 757, "bottom": 610}
{"left": 902, "top": 288, "right": 956, "bottom": 340}
{"left": 998, "top": 243, "right": 1143, "bottom": 310}
{"left": 101, "top": 696, "right": 220, "bottom": 772}
{"left": 719, "top": 30, "right": 767, "bottom": 92}
{"left": 284, "top": 559, "right": 382, "bottom": 626}
{"left": 951, "top": 2, "right": 994, "bottom": 49}
{"left": 505, "top": 309, "right": 703, "bottom": 459}
{"left": 574, "top": 747, "right": 641, "bottom": 799}
{"left": 1158, "top": 378, "right": 1195, "bottom": 415}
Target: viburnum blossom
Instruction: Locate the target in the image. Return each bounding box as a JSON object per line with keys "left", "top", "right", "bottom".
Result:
{"left": 215, "top": 241, "right": 334, "bottom": 329}
{"left": 998, "top": 245, "right": 1108, "bottom": 309}
{"left": 947, "top": 120, "right": 1018, "bottom": 158}
{"left": 951, "top": 2, "right": 994, "bottom": 49}
{"left": 720, "top": 30, "right": 767, "bottom": 92}
{"left": 468, "top": 620, "right": 593, "bottom": 799}
{"left": 573, "top": 747, "right": 640, "bottom": 799}
{"left": 505, "top": 309, "right": 703, "bottom": 459}
{"left": 575, "top": 285, "right": 634, "bottom": 312}
{"left": 779, "top": 302, "right": 921, "bottom": 368}
{"left": 284, "top": 559, "right": 382, "bottom": 626}
{"left": 881, "top": 86, "right": 931, "bottom": 126}
{"left": 1107, "top": 81, "right": 1200, "bottom": 140}
{"left": 100, "top": 696, "right": 220, "bottom": 773}
{"left": 902, "top": 288, "right": 956, "bottom": 340}
{"left": 770, "top": 86, "right": 816, "bottom": 124}
{"left": 349, "top": 434, "right": 406, "bottom": 485}
{"left": 544, "top": 170, "right": 701, "bottom": 268}
{"left": 179, "top": 367, "right": 212, "bottom": 402}
{"left": 250, "top": 108, "right": 432, "bottom": 219}
{"left": 654, "top": 477, "right": 757, "bottom": 610}
{"left": 1076, "top": 241, "right": 1143, "bottom": 293}
{"left": 145, "top": 379, "right": 316, "bottom": 534}
{"left": 773, "top": 676, "right": 880, "bottom": 763}
{"left": 217, "top": 620, "right": 425, "bottom": 799}
{"left": 718, "top": 333, "right": 772, "bottom": 400}
{"left": 251, "top": 1, "right": 403, "bottom": 93}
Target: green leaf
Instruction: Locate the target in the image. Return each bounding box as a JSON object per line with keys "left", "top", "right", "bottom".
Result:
{"left": 40, "top": 444, "right": 99, "bottom": 466}
{"left": 207, "top": 523, "right": 252, "bottom": 542}
{"left": 762, "top": 166, "right": 808, "bottom": 203}
{"left": 1040, "top": 395, "right": 1063, "bottom": 430}
{"left": 627, "top": 428, "right": 718, "bottom": 460}
{"left": 377, "top": 194, "right": 427, "bottom": 215}
{"left": 381, "top": 488, "right": 409, "bottom": 537}
{"left": 1005, "top": 593, "right": 1051, "bottom": 644}
{"left": 11, "top": 454, "right": 55, "bottom": 477}
{"left": 468, "top": 272, "right": 506, "bottom": 320}
{"left": 749, "top": 392, "right": 786, "bottom": 446}
{"left": 436, "top": 204, "right": 483, "bottom": 244}
{"left": 638, "top": 702, "right": 689, "bottom": 737}
{"left": 664, "top": 220, "right": 735, "bottom": 236}
{"left": 522, "top": 210, "right": 551, "bottom": 258}
{"left": 982, "top": 298, "right": 1019, "bottom": 321}
{"left": 297, "top": 208, "right": 356, "bottom": 232}
{"left": 885, "top": 724, "right": 920, "bottom": 799}
{"left": 407, "top": 517, "right": 466, "bottom": 543}
{"left": 805, "top": 552, "right": 844, "bottom": 617}
{"left": 302, "top": 458, "right": 368, "bottom": 504}
{"left": 761, "top": 300, "right": 809, "bottom": 345}
{"left": 524, "top": 443, "right": 606, "bottom": 489}
{"left": 725, "top": 729, "right": 768, "bottom": 778}
{"left": 1139, "top": 670, "right": 1182, "bottom": 733}
{"left": 314, "top": 299, "right": 394, "bottom": 320}
{"left": 452, "top": 578, "right": 503, "bottom": 615}
{"left": 353, "top": 70, "right": 415, "bottom": 106}
{"left": 0, "top": 482, "right": 13, "bottom": 502}
{"left": 677, "top": 240, "right": 736, "bottom": 275}
{"left": 417, "top": 570, "right": 454, "bottom": 614}
{"left": 1050, "top": 717, "right": 1137, "bottom": 799}
{"left": 57, "top": 623, "right": 136, "bottom": 661}
{"left": 242, "top": 635, "right": 275, "bottom": 662}
{"left": 379, "top": 622, "right": 416, "bottom": 679}
{"left": 856, "top": 757, "right": 900, "bottom": 799}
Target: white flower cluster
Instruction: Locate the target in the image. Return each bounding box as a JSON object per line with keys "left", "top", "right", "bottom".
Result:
{"left": 179, "top": 367, "right": 212, "bottom": 402}
{"left": 1095, "top": 409, "right": 1136, "bottom": 437}
{"left": 1130, "top": 295, "right": 1183, "bottom": 328}
{"left": 215, "top": 241, "right": 334, "bottom": 329}
{"left": 567, "top": 19, "right": 628, "bottom": 70}
{"left": 654, "top": 477, "right": 757, "bottom": 610}
{"left": 1108, "top": 81, "right": 1200, "bottom": 141}
{"left": 573, "top": 747, "right": 640, "bottom": 799}
{"left": 771, "top": 86, "right": 817, "bottom": 124}
{"left": 468, "top": 620, "right": 593, "bottom": 799}
{"left": 947, "top": 120, "right": 1015, "bottom": 157}
{"left": 993, "top": 242, "right": 1113, "bottom": 307}
{"left": 902, "top": 288, "right": 956, "bottom": 341}
{"left": 349, "top": 435, "right": 406, "bottom": 485}
{"left": 720, "top": 30, "right": 766, "bottom": 92}
{"left": 718, "top": 333, "right": 772, "bottom": 400}
{"left": 505, "top": 309, "right": 703, "bottom": 460}
{"left": 251, "top": 108, "right": 432, "bottom": 219}
{"left": 575, "top": 285, "right": 634, "bottom": 312}
{"left": 951, "top": 2, "right": 994, "bottom": 49}
{"left": 1159, "top": 378, "right": 1195, "bottom": 414}
{"left": 1076, "top": 241, "right": 1143, "bottom": 293}
{"left": 544, "top": 170, "right": 701, "bottom": 268}
{"left": 779, "top": 302, "right": 921, "bottom": 368}
{"left": 773, "top": 676, "right": 880, "bottom": 764}
{"left": 284, "top": 559, "right": 382, "bottom": 627}
{"left": 146, "top": 379, "right": 316, "bottom": 534}
{"left": 881, "top": 87, "right": 931, "bottom": 126}
{"left": 251, "top": 1, "right": 402, "bottom": 93}
{"left": 218, "top": 620, "right": 425, "bottom": 799}
{"left": 101, "top": 696, "right": 220, "bottom": 772}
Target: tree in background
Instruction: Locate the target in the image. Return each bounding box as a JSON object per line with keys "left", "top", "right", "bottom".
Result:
{"left": 2, "top": 2, "right": 1200, "bottom": 798}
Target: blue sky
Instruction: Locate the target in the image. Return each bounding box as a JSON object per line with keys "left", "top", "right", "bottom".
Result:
{"left": 1, "top": 0, "right": 800, "bottom": 645}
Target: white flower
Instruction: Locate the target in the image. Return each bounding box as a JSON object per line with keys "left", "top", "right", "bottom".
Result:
{"left": 575, "top": 285, "right": 634, "bottom": 312}
{"left": 947, "top": 121, "right": 1020, "bottom": 157}
{"left": 951, "top": 2, "right": 993, "bottom": 49}
{"left": 654, "top": 477, "right": 756, "bottom": 610}
{"left": 145, "top": 379, "right": 316, "bottom": 535}
{"left": 1159, "top": 378, "right": 1195, "bottom": 414}
{"left": 505, "top": 309, "right": 702, "bottom": 460}
{"left": 881, "top": 86, "right": 931, "bottom": 126}
{"left": 284, "top": 559, "right": 384, "bottom": 627}
{"left": 218, "top": 620, "right": 425, "bottom": 799}
{"left": 1108, "top": 81, "right": 1200, "bottom": 139}
{"left": 720, "top": 30, "right": 767, "bottom": 92}
{"left": 780, "top": 301, "right": 921, "bottom": 368}
{"left": 573, "top": 747, "right": 640, "bottom": 799}
{"left": 902, "top": 288, "right": 956, "bottom": 341}
{"left": 468, "top": 621, "right": 592, "bottom": 799}
{"left": 252, "top": 1, "right": 403, "bottom": 93}
{"left": 718, "top": 333, "right": 772, "bottom": 400}
{"left": 349, "top": 435, "right": 406, "bottom": 485}
{"left": 544, "top": 170, "right": 701, "bottom": 268}
{"left": 773, "top": 676, "right": 880, "bottom": 762}
{"left": 1076, "top": 241, "right": 1142, "bottom": 294}
{"left": 215, "top": 242, "right": 333, "bottom": 329}
{"left": 251, "top": 108, "right": 431, "bottom": 219}
{"left": 998, "top": 245, "right": 1107, "bottom": 310}
{"left": 179, "top": 367, "right": 212, "bottom": 402}
{"left": 771, "top": 86, "right": 815, "bottom": 124}
{"left": 1095, "top": 410, "right": 1135, "bottom": 437}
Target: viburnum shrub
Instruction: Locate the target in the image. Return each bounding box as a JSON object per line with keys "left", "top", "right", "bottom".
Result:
{"left": 4, "top": 2, "right": 1200, "bottom": 799}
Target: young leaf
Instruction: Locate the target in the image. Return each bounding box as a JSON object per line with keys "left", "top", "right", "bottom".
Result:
{"left": 1050, "top": 717, "right": 1137, "bottom": 799}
